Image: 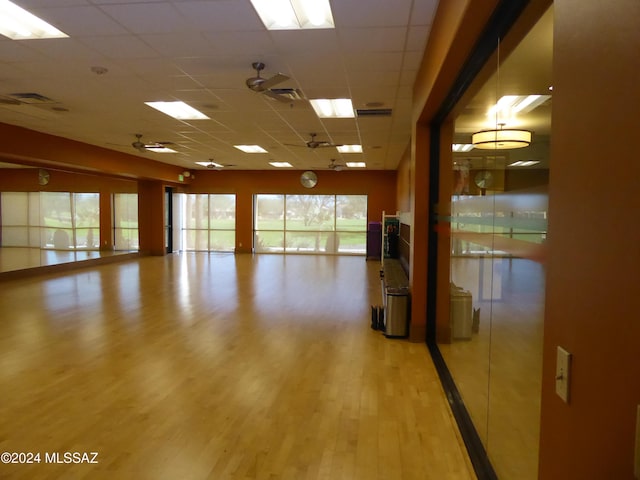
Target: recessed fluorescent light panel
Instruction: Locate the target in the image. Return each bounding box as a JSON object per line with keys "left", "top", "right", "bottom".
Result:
{"left": 310, "top": 99, "right": 355, "bottom": 118}
{"left": 0, "top": 0, "right": 68, "bottom": 39}
{"left": 487, "top": 95, "right": 551, "bottom": 123}
{"left": 346, "top": 162, "right": 366, "bottom": 168}
{"left": 145, "top": 146, "right": 177, "bottom": 153}
{"left": 144, "top": 101, "right": 209, "bottom": 120}
{"left": 250, "top": 0, "right": 335, "bottom": 30}
{"left": 234, "top": 145, "right": 267, "bottom": 153}
{"left": 269, "top": 162, "right": 292, "bottom": 168}
{"left": 508, "top": 160, "right": 540, "bottom": 167}
{"left": 452, "top": 144, "right": 474, "bottom": 152}
{"left": 337, "top": 145, "right": 362, "bottom": 153}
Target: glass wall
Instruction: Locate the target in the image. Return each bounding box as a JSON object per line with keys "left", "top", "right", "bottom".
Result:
{"left": 254, "top": 194, "right": 367, "bottom": 254}
{"left": 438, "top": 6, "right": 553, "bottom": 479}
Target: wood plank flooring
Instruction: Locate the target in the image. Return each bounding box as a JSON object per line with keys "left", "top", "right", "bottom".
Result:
{"left": 0, "top": 253, "right": 476, "bottom": 480}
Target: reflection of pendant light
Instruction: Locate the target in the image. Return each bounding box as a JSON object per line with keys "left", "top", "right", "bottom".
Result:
{"left": 472, "top": 123, "right": 531, "bottom": 149}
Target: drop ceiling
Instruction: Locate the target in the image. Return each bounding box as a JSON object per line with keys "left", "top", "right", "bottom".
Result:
{"left": 0, "top": 0, "right": 439, "bottom": 172}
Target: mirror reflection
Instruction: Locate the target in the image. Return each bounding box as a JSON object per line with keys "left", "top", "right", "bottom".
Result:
{"left": 438, "top": 6, "right": 553, "bottom": 479}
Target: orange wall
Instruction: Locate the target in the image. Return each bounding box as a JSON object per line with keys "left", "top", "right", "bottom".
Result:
{"left": 0, "top": 164, "right": 396, "bottom": 256}
{"left": 538, "top": 0, "right": 640, "bottom": 478}
{"left": 0, "top": 122, "right": 186, "bottom": 183}
{"left": 189, "top": 169, "right": 397, "bottom": 253}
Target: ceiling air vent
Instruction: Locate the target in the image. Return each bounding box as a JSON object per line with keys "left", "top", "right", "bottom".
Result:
{"left": 356, "top": 108, "right": 392, "bottom": 117}
{"left": 8, "top": 92, "right": 55, "bottom": 104}
{"left": 269, "top": 88, "right": 305, "bottom": 101}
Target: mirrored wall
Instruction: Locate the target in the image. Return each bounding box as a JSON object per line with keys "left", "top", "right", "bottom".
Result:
{"left": 438, "top": 6, "right": 553, "bottom": 478}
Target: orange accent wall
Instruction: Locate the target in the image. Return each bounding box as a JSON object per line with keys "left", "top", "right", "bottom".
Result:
{"left": 538, "top": 0, "right": 640, "bottom": 478}
{"left": 0, "top": 122, "right": 186, "bottom": 183}
{"left": 0, "top": 157, "right": 396, "bottom": 257}
{"left": 188, "top": 169, "right": 396, "bottom": 253}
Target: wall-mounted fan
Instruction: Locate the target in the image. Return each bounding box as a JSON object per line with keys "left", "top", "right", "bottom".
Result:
{"left": 246, "top": 62, "right": 293, "bottom": 103}
{"left": 286, "top": 133, "right": 342, "bottom": 149}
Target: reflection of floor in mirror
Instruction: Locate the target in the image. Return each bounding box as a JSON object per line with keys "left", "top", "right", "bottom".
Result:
{"left": 0, "top": 247, "right": 132, "bottom": 273}
{"left": 441, "top": 256, "right": 544, "bottom": 480}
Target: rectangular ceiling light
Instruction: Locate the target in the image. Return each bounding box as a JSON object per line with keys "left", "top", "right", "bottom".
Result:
{"left": 145, "top": 101, "right": 209, "bottom": 120}
{"left": 310, "top": 99, "right": 355, "bottom": 118}
{"left": 144, "top": 145, "right": 177, "bottom": 153}
{"left": 234, "top": 145, "right": 267, "bottom": 153}
{"left": 250, "top": 0, "right": 334, "bottom": 30}
{"left": 452, "top": 144, "right": 474, "bottom": 152}
{"left": 337, "top": 145, "right": 362, "bottom": 153}
{"left": 0, "top": 0, "right": 68, "bottom": 39}
{"left": 509, "top": 160, "right": 540, "bottom": 167}
{"left": 346, "top": 162, "right": 366, "bottom": 168}
{"left": 269, "top": 161, "right": 292, "bottom": 168}
{"left": 487, "top": 94, "right": 551, "bottom": 120}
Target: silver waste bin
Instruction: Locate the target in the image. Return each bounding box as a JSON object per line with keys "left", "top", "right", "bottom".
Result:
{"left": 385, "top": 286, "right": 409, "bottom": 337}
{"left": 450, "top": 284, "right": 473, "bottom": 340}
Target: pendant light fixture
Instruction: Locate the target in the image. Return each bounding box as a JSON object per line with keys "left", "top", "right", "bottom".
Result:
{"left": 472, "top": 123, "right": 531, "bottom": 149}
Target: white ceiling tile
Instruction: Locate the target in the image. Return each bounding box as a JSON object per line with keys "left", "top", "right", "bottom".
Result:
{"left": 333, "top": 0, "right": 412, "bottom": 27}
{"left": 78, "top": 35, "right": 161, "bottom": 59}
{"left": 338, "top": 27, "right": 407, "bottom": 53}
{"left": 0, "top": 0, "right": 439, "bottom": 171}
{"left": 139, "top": 33, "right": 216, "bottom": 58}
{"left": 270, "top": 30, "right": 340, "bottom": 54}
{"left": 407, "top": 25, "right": 430, "bottom": 52}
{"left": 29, "top": 5, "right": 128, "bottom": 36}
{"left": 173, "top": 1, "right": 264, "bottom": 32}
{"left": 410, "top": 0, "right": 439, "bottom": 25}
{"left": 343, "top": 52, "right": 404, "bottom": 72}
{"left": 202, "top": 30, "right": 276, "bottom": 56}
{"left": 98, "top": 3, "right": 192, "bottom": 34}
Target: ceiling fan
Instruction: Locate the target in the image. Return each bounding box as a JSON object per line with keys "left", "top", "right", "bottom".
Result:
{"left": 131, "top": 134, "right": 175, "bottom": 152}
{"left": 245, "top": 62, "right": 295, "bottom": 103}
{"left": 327, "top": 159, "right": 345, "bottom": 171}
{"left": 204, "top": 158, "right": 236, "bottom": 170}
{"left": 287, "top": 133, "right": 342, "bottom": 149}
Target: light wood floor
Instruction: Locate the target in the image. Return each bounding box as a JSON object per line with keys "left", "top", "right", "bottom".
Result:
{"left": 0, "top": 253, "right": 476, "bottom": 480}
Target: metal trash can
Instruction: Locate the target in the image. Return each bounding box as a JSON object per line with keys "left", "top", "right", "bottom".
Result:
{"left": 450, "top": 285, "right": 473, "bottom": 340}
{"left": 385, "top": 286, "right": 409, "bottom": 337}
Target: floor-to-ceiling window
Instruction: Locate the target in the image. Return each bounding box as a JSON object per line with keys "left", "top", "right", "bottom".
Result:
{"left": 437, "top": 6, "right": 553, "bottom": 478}
{"left": 254, "top": 194, "right": 367, "bottom": 254}
{"left": 175, "top": 193, "right": 236, "bottom": 252}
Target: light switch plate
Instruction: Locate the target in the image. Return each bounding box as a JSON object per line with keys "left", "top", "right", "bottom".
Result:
{"left": 634, "top": 405, "right": 640, "bottom": 479}
{"left": 555, "top": 346, "right": 571, "bottom": 403}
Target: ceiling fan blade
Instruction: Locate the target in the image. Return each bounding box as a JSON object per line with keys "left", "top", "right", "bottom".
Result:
{"left": 259, "top": 73, "right": 289, "bottom": 90}
{"left": 264, "top": 89, "right": 293, "bottom": 103}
